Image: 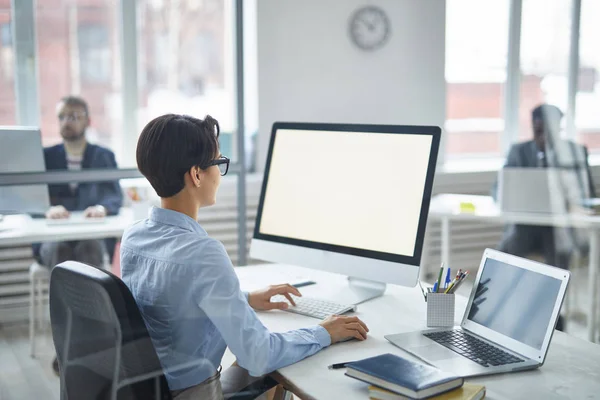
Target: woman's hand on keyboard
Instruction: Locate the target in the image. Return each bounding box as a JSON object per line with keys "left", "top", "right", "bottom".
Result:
{"left": 319, "top": 315, "right": 369, "bottom": 343}
{"left": 248, "top": 284, "right": 302, "bottom": 311}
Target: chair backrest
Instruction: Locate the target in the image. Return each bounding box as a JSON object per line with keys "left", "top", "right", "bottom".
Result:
{"left": 49, "top": 261, "right": 172, "bottom": 400}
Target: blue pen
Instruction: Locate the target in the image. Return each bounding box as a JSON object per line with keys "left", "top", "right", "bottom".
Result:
{"left": 433, "top": 282, "right": 438, "bottom": 293}
{"left": 444, "top": 268, "right": 451, "bottom": 289}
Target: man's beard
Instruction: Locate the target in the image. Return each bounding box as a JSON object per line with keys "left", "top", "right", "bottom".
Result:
{"left": 61, "top": 129, "right": 86, "bottom": 142}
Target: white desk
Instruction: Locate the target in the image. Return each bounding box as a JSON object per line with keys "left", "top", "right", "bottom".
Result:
{"left": 236, "top": 264, "right": 600, "bottom": 400}
{"left": 428, "top": 194, "right": 600, "bottom": 343}
{"left": 0, "top": 208, "right": 134, "bottom": 247}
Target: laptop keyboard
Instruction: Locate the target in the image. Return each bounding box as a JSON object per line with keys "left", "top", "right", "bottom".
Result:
{"left": 424, "top": 330, "right": 525, "bottom": 367}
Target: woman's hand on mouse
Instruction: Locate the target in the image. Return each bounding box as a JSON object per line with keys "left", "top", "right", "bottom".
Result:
{"left": 319, "top": 315, "right": 369, "bottom": 343}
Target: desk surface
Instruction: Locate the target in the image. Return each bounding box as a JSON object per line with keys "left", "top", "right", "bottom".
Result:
{"left": 429, "top": 194, "right": 600, "bottom": 228}
{"left": 236, "top": 264, "right": 600, "bottom": 400}
{"left": 0, "top": 209, "right": 134, "bottom": 246}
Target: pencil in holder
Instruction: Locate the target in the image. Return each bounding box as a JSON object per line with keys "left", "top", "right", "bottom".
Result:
{"left": 426, "top": 293, "right": 455, "bottom": 328}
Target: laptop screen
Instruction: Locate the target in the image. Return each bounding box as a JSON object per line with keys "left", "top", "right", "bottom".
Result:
{"left": 467, "top": 258, "right": 562, "bottom": 350}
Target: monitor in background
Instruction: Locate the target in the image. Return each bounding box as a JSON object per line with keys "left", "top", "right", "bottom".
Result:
{"left": 251, "top": 122, "right": 440, "bottom": 304}
{"left": 499, "top": 167, "right": 590, "bottom": 214}
{"left": 0, "top": 126, "right": 50, "bottom": 216}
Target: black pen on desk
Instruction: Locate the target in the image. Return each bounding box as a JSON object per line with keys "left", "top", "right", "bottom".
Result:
{"left": 291, "top": 280, "right": 316, "bottom": 288}
{"left": 328, "top": 362, "right": 352, "bottom": 370}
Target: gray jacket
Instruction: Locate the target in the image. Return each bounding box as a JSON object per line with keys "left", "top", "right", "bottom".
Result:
{"left": 494, "top": 140, "right": 595, "bottom": 254}
{"left": 493, "top": 140, "right": 596, "bottom": 200}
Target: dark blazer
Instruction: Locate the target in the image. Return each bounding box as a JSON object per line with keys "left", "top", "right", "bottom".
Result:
{"left": 493, "top": 140, "right": 596, "bottom": 200}
{"left": 494, "top": 140, "right": 596, "bottom": 256}
{"left": 43, "top": 143, "right": 123, "bottom": 215}
{"left": 33, "top": 143, "right": 123, "bottom": 261}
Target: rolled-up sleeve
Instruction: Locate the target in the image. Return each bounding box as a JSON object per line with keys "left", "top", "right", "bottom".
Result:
{"left": 193, "top": 240, "right": 330, "bottom": 377}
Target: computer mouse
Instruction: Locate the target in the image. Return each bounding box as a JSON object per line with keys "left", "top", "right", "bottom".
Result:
{"left": 339, "top": 336, "right": 360, "bottom": 343}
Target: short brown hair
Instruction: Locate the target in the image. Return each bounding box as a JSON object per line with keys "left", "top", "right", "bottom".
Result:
{"left": 59, "top": 96, "right": 89, "bottom": 115}
{"left": 136, "top": 114, "right": 220, "bottom": 198}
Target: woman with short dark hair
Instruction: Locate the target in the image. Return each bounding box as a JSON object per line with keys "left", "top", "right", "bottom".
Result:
{"left": 121, "top": 114, "right": 369, "bottom": 399}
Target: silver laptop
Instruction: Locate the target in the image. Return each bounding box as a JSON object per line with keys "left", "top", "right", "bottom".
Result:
{"left": 0, "top": 127, "right": 50, "bottom": 215}
{"left": 498, "top": 167, "right": 588, "bottom": 214}
{"left": 385, "top": 249, "right": 570, "bottom": 378}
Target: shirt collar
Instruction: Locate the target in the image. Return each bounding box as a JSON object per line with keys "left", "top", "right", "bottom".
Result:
{"left": 148, "top": 206, "right": 207, "bottom": 236}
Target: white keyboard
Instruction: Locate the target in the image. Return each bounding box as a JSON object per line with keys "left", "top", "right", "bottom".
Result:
{"left": 46, "top": 212, "right": 108, "bottom": 226}
{"left": 272, "top": 294, "right": 356, "bottom": 320}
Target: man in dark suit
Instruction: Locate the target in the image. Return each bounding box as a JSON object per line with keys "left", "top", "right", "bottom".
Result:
{"left": 496, "top": 104, "right": 595, "bottom": 330}
{"left": 35, "top": 96, "right": 123, "bottom": 374}
{"left": 34, "top": 96, "right": 123, "bottom": 269}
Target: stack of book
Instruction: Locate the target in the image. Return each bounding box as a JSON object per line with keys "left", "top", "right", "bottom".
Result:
{"left": 345, "top": 353, "right": 485, "bottom": 400}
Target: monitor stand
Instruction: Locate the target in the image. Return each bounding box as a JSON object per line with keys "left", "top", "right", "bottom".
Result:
{"left": 333, "top": 277, "right": 387, "bottom": 305}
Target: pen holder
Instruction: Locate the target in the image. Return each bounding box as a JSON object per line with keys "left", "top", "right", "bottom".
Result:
{"left": 426, "top": 293, "right": 455, "bottom": 328}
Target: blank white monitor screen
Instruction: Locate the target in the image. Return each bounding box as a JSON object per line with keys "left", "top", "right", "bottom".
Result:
{"left": 256, "top": 124, "right": 439, "bottom": 264}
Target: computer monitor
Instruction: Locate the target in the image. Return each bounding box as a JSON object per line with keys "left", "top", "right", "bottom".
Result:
{"left": 250, "top": 122, "right": 440, "bottom": 304}
{"left": 0, "top": 126, "right": 50, "bottom": 215}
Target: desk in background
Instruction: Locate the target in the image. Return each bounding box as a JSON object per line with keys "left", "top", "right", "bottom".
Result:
{"left": 236, "top": 264, "right": 600, "bottom": 400}
{"left": 0, "top": 208, "right": 134, "bottom": 247}
{"left": 428, "top": 194, "right": 600, "bottom": 343}
{"left": 0, "top": 210, "right": 135, "bottom": 322}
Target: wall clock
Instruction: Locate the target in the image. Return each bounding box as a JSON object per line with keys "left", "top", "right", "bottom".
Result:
{"left": 348, "top": 5, "right": 391, "bottom": 51}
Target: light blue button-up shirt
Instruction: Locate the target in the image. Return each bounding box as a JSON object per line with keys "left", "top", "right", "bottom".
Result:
{"left": 120, "top": 207, "right": 331, "bottom": 391}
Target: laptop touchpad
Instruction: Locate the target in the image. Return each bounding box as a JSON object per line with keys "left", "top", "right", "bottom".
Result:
{"left": 411, "top": 344, "right": 458, "bottom": 361}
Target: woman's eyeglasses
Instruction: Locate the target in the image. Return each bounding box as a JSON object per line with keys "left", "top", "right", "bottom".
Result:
{"left": 206, "top": 156, "right": 230, "bottom": 176}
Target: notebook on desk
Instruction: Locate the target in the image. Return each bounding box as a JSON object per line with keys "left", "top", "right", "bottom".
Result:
{"left": 368, "top": 382, "right": 485, "bottom": 400}
{"left": 386, "top": 249, "right": 570, "bottom": 378}
{"left": 345, "top": 353, "right": 463, "bottom": 399}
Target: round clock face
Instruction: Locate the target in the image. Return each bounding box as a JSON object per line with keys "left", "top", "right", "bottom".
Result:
{"left": 348, "top": 6, "right": 391, "bottom": 51}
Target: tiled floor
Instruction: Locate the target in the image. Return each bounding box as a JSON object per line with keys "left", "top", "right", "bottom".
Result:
{"left": 0, "top": 323, "right": 59, "bottom": 400}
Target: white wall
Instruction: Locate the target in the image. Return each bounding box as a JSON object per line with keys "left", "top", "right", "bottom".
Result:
{"left": 256, "top": 0, "right": 446, "bottom": 169}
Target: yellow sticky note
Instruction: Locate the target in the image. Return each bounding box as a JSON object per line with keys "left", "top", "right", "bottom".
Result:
{"left": 459, "top": 201, "right": 476, "bottom": 213}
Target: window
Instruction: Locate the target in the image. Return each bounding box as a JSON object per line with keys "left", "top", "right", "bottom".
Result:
{"left": 445, "top": 0, "right": 600, "bottom": 165}
{"left": 445, "top": 0, "right": 510, "bottom": 158}
{"left": 576, "top": 0, "right": 600, "bottom": 153}
{"left": 1, "top": 22, "right": 10, "bottom": 46}
{"left": 78, "top": 24, "right": 111, "bottom": 83}
{"left": 137, "top": 0, "right": 238, "bottom": 162}
{"left": 35, "top": 0, "right": 123, "bottom": 162}
{"left": 243, "top": 0, "right": 258, "bottom": 172}
{"left": 517, "top": 0, "right": 572, "bottom": 142}
{"left": 0, "top": 9, "right": 15, "bottom": 125}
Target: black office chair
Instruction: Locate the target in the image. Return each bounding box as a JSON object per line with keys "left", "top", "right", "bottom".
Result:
{"left": 50, "top": 261, "right": 176, "bottom": 400}
{"left": 49, "top": 261, "right": 280, "bottom": 400}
